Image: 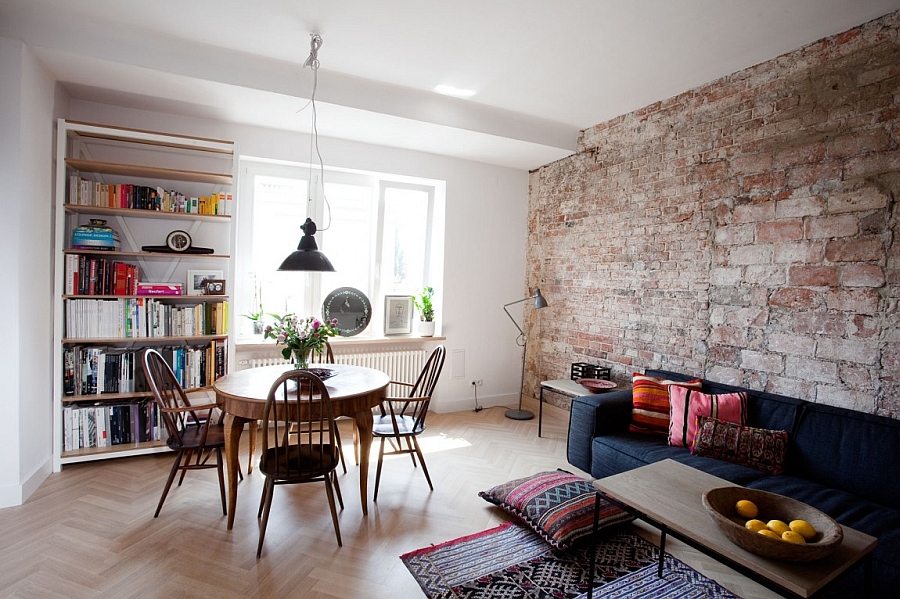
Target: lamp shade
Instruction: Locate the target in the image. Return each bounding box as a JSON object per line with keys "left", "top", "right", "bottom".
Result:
{"left": 278, "top": 218, "right": 335, "bottom": 272}
{"left": 532, "top": 288, "right": 548, "bottom": 309}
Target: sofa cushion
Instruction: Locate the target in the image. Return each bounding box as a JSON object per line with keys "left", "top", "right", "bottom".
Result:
{"left": 668, "top": 386, "right": 747, "bottom": 448}
{"left": 478, "top": 470, "right": 633, "bottom": 550}
{"left": 691, "top": 416, "right": 789, "bottom": 475}
{"left": 629, "top": 374, "right": 702, "bottom": 436}
{"left": 592, "top": 434, "right": 768, "bottom": 486}
{"left": 790, "top": 403, "right": 900, "bottom": 511}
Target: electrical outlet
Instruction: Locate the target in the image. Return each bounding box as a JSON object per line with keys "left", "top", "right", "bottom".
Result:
{"left": 471, "top": 379, "right": 483, "bottom": 387}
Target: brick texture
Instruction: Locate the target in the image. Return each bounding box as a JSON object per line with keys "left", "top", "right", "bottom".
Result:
{"left": 527, "top": 11, "right": 900, "bottom": 418}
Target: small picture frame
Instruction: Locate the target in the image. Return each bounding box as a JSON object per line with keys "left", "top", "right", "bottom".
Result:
{"left": 187, "top": 269, "right": 224, "bottom": 296}
{"left": 384, "top": 295, "right": 413, "bottom": 335}
{"left": 202, "top": 279, "right": 226, "bottom": 295}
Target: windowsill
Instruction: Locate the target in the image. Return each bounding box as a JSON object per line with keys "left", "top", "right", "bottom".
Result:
{"left": 235, "top": 335, "right": 446, "bottom": 349}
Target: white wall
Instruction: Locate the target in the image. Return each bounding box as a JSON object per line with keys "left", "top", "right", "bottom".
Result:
{"left": 0, "top": 37, "right": 58, "bottom": 507}
{"left": 66, "top": 102, "right": 531, "bottom": 414}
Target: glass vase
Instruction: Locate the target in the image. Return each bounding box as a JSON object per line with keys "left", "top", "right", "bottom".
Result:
{"left": 292, "top": 349, "right": 310, "bottom": 369}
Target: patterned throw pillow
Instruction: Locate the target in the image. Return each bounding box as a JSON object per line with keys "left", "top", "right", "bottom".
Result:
{"left": 629, "top": 374, "right": 703, "bottom": 436}
{"left": 668, "top": 386, "right": 747, "bottom": 448}
{"left": 692, "top": 416, "right": 789, "bottom": 475}
{"left": 478, "top": 470, "right": 633, "bottom": 550}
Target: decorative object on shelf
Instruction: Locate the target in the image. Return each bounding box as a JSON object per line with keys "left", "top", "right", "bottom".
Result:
{"left": 202, "top": 279, "right": 226, "bottom": 295}
{"left": 72, "top": 219, "right": 121, "bottom": 250}
{"left": 570, "top": 362, "right": 611, "bottom": 381}
{"left": 322, "top": 287, "right": 371, "bottom": 336}
{"left": 576, "top": 378, "right": 618, "bottom": 393}
{"left": 141, "top": 229, "right": 214, "bottom": 254}
{"left": 384, "top": 295, "right": 413, "bottom": 335}
{"left": 702, "top": 486, "right": 842, "bottom": 562}
{"left": 186, "top": 269, "right": 224, "bottom": 296}
{"left": 411, "top": 286, "right": 436, "bottom": 336}
{"left": 503, "top": 288, "right": 549, "bottom": 421}
{"left": 263, "top": 313, "right": 339, "bottom": 369}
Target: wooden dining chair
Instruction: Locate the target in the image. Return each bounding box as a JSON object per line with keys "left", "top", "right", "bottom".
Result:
{"left": 257, "top": 370, "right": 343, "bottom": 558}
{"left": 372, "top": 345, "right": 446, "bottom": 501}
{"left": 290, "top": 341, "right": 349, "bottom": 473}
{"left": 142, "top": 348, "right": 228, "bottom": 518}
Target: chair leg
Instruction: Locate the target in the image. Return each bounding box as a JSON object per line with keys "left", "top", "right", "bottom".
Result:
{"left": 177, "top": 449, "right": 193, "bottom": 486}
{"left": 333, "top": 424, "right": 347, "bottom": 474}
{"left": 323, "top": 475, "right": 343, "bottom": 547}
{"left": 374, "top": 437, "right": 387, "bottom": 502}
{"left": 258, "top": 476, "right": 270, "bottom": 519}
{"left": 155, "top": 450, "right": 183, "bottom": 518}
{"left": 257, "top": 477, "right": 275, "bottom": 558}
{"left": 216, "top": 447, "right": 227, "bottom": 516}
{"left": 412, "top": 437, "right": 433, "bottom": 491}
{"left": 406, "top": 437, "right": 418, "bottom": 467}
{"left": 331, "top": 471, "right": 344, "bottom": 510}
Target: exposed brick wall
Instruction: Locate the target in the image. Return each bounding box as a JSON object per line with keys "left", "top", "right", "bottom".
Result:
{"left": 527, "top": 11, "right": 900, "bottom": 418}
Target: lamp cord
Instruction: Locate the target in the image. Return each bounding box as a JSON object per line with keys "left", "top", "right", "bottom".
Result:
{"left": 298, "top": 33, "right": 332, "bottom": 231}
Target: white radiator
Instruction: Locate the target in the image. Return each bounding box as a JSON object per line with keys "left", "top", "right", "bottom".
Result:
{"left": 248, "top": 349, "right": 427, "bottom": 396}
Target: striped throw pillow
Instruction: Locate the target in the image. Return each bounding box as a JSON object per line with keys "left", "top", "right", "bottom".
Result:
{"left": 628, "top": 374, "right": 703, "bottom": 436}
{"left": 668, "top": 386, "right": 748, "bottom": 448}
{"left": 478, "top": 470, "right": 633, "bottom": 550}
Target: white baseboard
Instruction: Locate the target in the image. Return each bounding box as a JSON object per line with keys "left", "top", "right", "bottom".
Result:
{"left": 0, "top": 458, "right": 52, "bottom": 508}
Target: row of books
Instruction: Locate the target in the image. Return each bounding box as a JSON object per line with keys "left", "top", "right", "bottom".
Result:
{"left": 67, "top": 174, "right": 232, "bottom": 215}
{"left": 62, "top": 400, "right": 165, "bottom": 451}
{"left": 64, "top": 254, "right": 141, "bottom": 296}
{"left": 64, "top": 298, "right": 229, "bottom": 339}
{"left": 63, "top": 342, "right": 227, "bottom": 396}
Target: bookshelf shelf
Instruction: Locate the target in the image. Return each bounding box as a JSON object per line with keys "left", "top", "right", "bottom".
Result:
{"left": 62, "top": 334, "right": 228, "bottom": 345}
{"left": 63, "top": 294, "right": 231, "bottom": 301}
{"left": 53, "top": 120, "right": 236, "bottom": 469}
{"left": 62, "top": 385, "right": 214, "bottom": 404}
{"left": 65, "top": 158, "right": 233, "bottom": 186}
{"left": 64, "top": 205, "right": 231, "bottom": 223}
{"left": 63, "top": 249, "right": 230, "bottom": 260}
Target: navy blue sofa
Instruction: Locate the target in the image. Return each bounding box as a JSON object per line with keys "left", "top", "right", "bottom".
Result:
{"left": 567, "top": 369, "right": 900, "bottom": 598}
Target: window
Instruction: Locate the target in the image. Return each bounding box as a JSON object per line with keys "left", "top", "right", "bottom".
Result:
{"left": 236, "top": 159, "right": 444, "bottom": 338}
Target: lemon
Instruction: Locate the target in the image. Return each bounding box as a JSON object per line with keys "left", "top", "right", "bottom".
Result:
{"left": 767, "top": 519, "right": 790, "bottom": 536}
{"left": 782, "top": 530, "right": 806, "bottom": 544}
{"left": 735, "top": 499, "right": 759, "bottom": 519}
{"left": 745, "top": 519, "right": 768, "bottom": 532}
{"left": 758, "top": 529, "right": 782, "bottom": 540}
{"left": 790, "top": 520, "right": 817, "bottom": 541}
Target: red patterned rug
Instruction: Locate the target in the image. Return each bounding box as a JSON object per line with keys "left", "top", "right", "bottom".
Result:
{"left": 400, "top": 521, "right": 740, "bottom": 598}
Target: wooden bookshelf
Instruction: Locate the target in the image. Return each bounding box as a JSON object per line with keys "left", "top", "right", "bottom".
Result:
{"left": 52, "top": 120, "right": 236, "bottom": 469}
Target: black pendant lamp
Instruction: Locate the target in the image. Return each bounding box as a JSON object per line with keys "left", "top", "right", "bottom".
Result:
{"left": 278, "top": 217, "right": 335, "bottom": 272}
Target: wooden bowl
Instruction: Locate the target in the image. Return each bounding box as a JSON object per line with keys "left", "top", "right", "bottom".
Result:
{"left": 702, "top": 486, "right": 842, "bottom": 562}
{"left": 576, "top": 378, "right": 617, "bottom": 393}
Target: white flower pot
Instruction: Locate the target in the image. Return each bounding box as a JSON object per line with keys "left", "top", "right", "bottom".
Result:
{"left": 418, "top": 320, "right": 435, "bottom": 337}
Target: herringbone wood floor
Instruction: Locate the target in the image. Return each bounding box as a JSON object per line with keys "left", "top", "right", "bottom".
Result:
{"left": 0, "top": 400, "right": 778, "bottom": 598}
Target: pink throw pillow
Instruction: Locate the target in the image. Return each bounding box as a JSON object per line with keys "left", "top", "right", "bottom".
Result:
{"left": 668, "top": 386, "right": 747, "bottom": 448}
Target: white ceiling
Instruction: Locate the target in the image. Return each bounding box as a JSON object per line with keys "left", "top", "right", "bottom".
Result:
{"left": 2, "top": 0, "right": 899, "bottom": 170}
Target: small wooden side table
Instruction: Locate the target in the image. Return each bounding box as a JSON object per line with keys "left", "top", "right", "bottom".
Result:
{"left": 538, "top": 379, "right": 591, "bottom": 437}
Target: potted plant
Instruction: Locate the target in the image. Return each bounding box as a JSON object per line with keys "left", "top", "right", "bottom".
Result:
{"left": 264, "top": 314, "right": 340, "bottom": 368}
{"left": 242, "top": 305, "right": 266, "bottom": 335}
{"left": 411, "top": 286, "right": 436, "bottom": 337}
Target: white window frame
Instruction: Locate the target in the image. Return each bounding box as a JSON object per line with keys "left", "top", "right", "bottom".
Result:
{"left": 235, "top": 157, "right": 444, "bottom": 340}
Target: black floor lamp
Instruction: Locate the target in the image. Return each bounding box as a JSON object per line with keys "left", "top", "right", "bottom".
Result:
{"left": 503, "top": 288, "right": 548, "bottom": 420}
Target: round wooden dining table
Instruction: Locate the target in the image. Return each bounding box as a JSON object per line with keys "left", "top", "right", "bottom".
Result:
{"left": 213, "top": 363, "right": 390, "bottom": 529}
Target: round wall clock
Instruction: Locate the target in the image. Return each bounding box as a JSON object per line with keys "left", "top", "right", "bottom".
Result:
{"left": 322, "top": 287, "right": 372, "bottom": 337}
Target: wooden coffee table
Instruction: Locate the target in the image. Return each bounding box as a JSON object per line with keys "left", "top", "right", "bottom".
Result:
{"left": 587, "top": 459, "right": 877, "bottom": 598}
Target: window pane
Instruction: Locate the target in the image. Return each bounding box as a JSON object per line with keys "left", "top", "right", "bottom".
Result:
{"left": 320, "top": 181, "right": 374, "bottom": 295}
{"left": 252, "top": 175, "right": 308, "bottom": 316}
{"left": 381, "top": 186, "right": 429, "bottom": 295}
